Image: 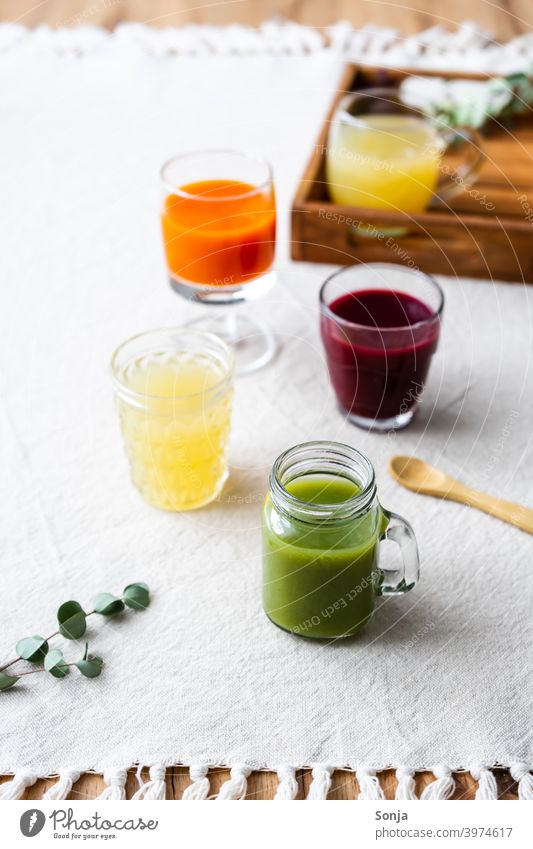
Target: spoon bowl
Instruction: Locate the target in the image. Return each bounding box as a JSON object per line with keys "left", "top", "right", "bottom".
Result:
{"left": 388, "top": 454, "right": 533, "bottom": 535}
{"left": 388, "top": 455, "right": 453, "bottom": 496}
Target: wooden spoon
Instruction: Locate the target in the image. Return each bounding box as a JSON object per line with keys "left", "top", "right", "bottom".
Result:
{"left": 388, "top": 455, "right": 533, "bottom": 535}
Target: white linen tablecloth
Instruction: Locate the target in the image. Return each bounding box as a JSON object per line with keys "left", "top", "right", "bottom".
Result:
{"left": 0, "top": 27, "right": 532, "bottom": 795}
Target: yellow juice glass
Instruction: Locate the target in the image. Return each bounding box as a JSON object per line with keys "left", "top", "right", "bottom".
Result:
{"left": 326, "top": 88, "right": 483, "bottom": 219}
{"left": 327, "top": 113, "right": 441, "bottom": 212}
{"left": 111, "top": 328, "right": 234, "bottom": 511}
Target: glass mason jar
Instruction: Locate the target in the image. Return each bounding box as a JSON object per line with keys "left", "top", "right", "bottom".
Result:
{"left": 262, "top": 441, "right": 419, "bottom": 639}
{"left": 111, "top": 328, "right": 234, "bottom": 511}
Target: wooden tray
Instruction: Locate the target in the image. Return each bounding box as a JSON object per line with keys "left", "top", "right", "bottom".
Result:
{"left": 291, "top": 64, "right": 533, "bottom": 282}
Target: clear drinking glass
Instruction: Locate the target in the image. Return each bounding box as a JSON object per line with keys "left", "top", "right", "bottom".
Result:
{"left": 326, "top": 87, "right": 483, "bottom": 235}
{"left": 160, "top": 149, "right": 277, "bottom": 375}
{"left": 262, "top": 441, "right": 420, "bottom": 639}
{"left": 320, "top": 263, "right": 444, "bottom": 431}
{"left": 111, "top": 328, "right": 234, "bottom": 511}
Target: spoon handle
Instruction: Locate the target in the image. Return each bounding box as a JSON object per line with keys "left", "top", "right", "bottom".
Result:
{"left": 449, "top": 483, "right": 533, "bottom": 534}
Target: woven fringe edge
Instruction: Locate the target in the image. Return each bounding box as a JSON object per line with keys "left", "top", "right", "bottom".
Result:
{"left": 0, "top": 21, "right": 532, "bottom": 72}
{"left": 1, "top": 763, "right": 531, "bottom": 800}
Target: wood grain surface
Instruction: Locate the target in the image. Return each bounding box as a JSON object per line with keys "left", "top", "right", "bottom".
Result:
{"left": 0, "top": 0, "right": 525, "bottom": 802}
{"left": 0, "top": 768, "right": 521, "bottom": 799}
{"left": 0, "top": 0, "right": 531, "bottom": 41}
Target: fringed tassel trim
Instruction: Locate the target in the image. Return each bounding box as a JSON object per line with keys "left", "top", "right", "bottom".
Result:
{"left": 420, "top": 765, "right": 455, "bottom": 800}
{"left": 274, "top": 765, "right": 298, "bottom": 800}
{"left": 1, "top": 22, "right": 533, "bottom": 75}
{"left": 1, "top": 763, "right": 530, "bottom": 800}
{"left": 96, "top": 768, "right": 128, "bottom": 800}
{"left": 43, "top": 770, "right": 81, "bottom": 800}
{"left": 132, "top": 765, "right": 167, "bottom": 800}
{"left": 395, "top": 767, "right": 417, "bottom": 800}
{"left": 471, "top": 765, "right": 498, "bottom": 800}
{"left": 215, "top": 764, "right": 251, "bottom": 800}
{"left": 182, "top": 765, "right": 210, "bottom": 800}
{"left": 0, "top": 771, "right": 38, "bottom": 800}
{"left": 510, "top": 763, "right": 533, "bottom": 800}
{"left": 356, "top": 767, "right": 385, "bottom": 800}
{"left": 306, "top": 764, "right": 334, "bottom": 799}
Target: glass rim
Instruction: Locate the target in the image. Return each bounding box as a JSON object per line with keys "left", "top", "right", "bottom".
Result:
{"left": 110, "top": 327, "right": 235, "bottom": 401}
{"left": 336, "top": 86, "right": 426, "bottom": 129}
{"left": 336, "top": 90, "right": 473, "bottom": 145}
{"left": 160, "top": 148, "right": 274, "bottom": 202}
{"left": 270, "top": 440, "right": 376, "bottom": 522}
{"left": 319, "top": 263, "right": 444, "bottom": 333}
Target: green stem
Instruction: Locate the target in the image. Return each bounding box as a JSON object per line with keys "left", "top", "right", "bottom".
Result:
{"left": 0, "top": 658, "right": 21, "bottom": 673}
{"left": 15, "top": 663, "right": 77, "bottom": 677}
{"left": 0, "top": 610, "right": 97, "bottom": 673}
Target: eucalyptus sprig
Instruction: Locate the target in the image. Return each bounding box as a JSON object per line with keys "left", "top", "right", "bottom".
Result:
{"left": 0, "top": 582, "right": 150, "bottom": 691}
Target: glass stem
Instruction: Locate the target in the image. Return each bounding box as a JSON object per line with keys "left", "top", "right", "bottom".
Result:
{"left": 223, "top": 310, "right": 240, "bottom": 345}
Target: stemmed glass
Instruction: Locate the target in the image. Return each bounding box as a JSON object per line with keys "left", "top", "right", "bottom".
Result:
{"left": 160, "top": 149, "right": 277, "bottom": 375}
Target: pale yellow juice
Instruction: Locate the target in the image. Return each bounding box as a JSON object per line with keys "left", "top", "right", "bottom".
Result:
{"left": 326, "top": 115, "right": 441, "bottom": 212}
{"left": 114, "top": 348, "right": 233, "bottom": 511}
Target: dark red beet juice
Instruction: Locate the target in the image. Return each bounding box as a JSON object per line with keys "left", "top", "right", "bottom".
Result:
{"left": 320, "top": 288, "right": 441, "bottom": 426}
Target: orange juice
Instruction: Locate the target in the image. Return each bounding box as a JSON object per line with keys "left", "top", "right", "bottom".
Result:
{"left": 161, "top": 179, "right": 276, "bottom": 288}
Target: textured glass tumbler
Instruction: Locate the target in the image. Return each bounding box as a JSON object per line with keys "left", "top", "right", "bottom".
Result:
{"left": 111, "top": 328, "right": 234, "bottom": 511}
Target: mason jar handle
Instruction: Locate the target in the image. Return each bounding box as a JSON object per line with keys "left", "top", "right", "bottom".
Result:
{"left": 434, "top": 126, "right": 484, "bottom": 204}
{"left": 378, "top": 509, "right": 420, "bottom": 596}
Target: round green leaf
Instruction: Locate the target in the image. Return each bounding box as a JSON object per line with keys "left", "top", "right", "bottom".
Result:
{"left": 93, "top": 593, "right": 124, "bottom": 616}
{"left": 76, "top": 655, "right": 103, "bottom": 679}
{"left": 0, "top": 672, "right": 19, "bottom": 691}
{"left": 16, "top": 635, "right": 49, "bottom": 664}
{"left": 57, "top": 601, "right": 87, "bottom": 640}
{"left": 44, "top": 649, "right": 70, "bottom": 678}
{"left": 123, "top": 582, "right": 150, "bottom": 611}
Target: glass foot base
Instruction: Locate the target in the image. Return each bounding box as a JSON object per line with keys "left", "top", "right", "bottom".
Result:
{"left": 185, "top": 313, "right": 277, "bottom": 376}
{"left": 344, "top": 408, "right": 414, "bottom": 432}
{"left": 169, "top": 270, "right": 276, "bottom": 305}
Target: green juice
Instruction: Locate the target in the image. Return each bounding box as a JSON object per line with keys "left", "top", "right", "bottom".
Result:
{"left": 262, "top": 474, "right": 387, "bottom": 639}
